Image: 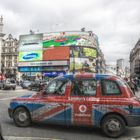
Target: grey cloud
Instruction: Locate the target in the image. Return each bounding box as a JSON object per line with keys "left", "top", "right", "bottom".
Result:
{"left": 0, "top": 0, "right": 140, "bottom": 66}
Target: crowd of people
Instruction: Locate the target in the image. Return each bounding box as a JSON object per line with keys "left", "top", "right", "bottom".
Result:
{"left": 124, "top": 77, "right": 140, "bottom": 94}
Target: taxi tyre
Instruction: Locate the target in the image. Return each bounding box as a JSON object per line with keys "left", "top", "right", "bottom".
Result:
{"left": 13, "top": 107, "right": 31, "bottom": 127}
{"left": 101, "top": 114, "right": 126, "bottom": 138}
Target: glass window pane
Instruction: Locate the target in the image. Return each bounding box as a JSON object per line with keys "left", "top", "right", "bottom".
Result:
{"left": 102, "top": 80, "right": 121, "bottom": 95}
{"left": 71, "top": 79, "right": 96, "bottom": 96}
{"left": 46, "top": 79, "right": 67, "bottom": 96}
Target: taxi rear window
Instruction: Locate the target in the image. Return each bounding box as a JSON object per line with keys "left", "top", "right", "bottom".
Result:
{"left": 101, "top": 79, "right": 121, "bottom": 95}
{"left": 71, "top": 78, "right": 96, "bottom": 96}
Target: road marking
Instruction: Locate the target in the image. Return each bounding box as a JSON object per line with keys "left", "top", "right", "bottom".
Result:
{"left": 4, "top": 136, "right": 63, "bottom": 140}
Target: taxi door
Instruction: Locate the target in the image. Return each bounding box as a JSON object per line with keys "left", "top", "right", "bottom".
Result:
{"left": 32, "top": 78, "right": 69, "bottom": 124}
{"left": 66, "top": 78, "right": 97, "bottom": 126}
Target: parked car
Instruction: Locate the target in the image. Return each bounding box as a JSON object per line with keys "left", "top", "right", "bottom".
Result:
{"left": 8, "top": 73, "right": 140, "bottom": 138}
{"left": 28, "top": 80, "right": 48, "bottom": 91}
{"left": 0, "top": 80, "right": 4, "bottom": 89}
{"left": 21, "top": 80, "right": 31, "bottom": 89}
{"left": 3, "top": 79, "right": 16, "bottom": 90}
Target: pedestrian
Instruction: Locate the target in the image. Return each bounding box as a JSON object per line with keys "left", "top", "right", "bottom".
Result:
{"left": 134, "top": 78, "right": 138, "bottom": 92}
{"left": 128, "top": 79, "right": 135, "bottom": 95}
{"left": 82, "top": 60, "right": 90, "bottom": 72}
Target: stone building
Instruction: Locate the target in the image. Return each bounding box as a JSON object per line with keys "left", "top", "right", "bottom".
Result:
{"left": 1, "top": 34, "right": 18, "bottom": 78}
{"left": 130, "top": 39, "right": 140, "bottom": 78}
{"left": 116, "top": 59, "right": 125, "bottom": 77}
{"left": 0, "top": 16, "right": 18, "bottom": 78}
{"left": 0, "top": 16, "right": 5, "bottom": 74}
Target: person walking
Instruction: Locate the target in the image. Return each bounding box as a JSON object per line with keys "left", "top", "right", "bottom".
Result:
{"left": 128, "top": 79, "right": 135, "bottom": 95}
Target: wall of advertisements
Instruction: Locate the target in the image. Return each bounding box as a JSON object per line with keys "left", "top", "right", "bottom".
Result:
{"left": 18, "top": 51, "right": 42, "bottom": 62}
{"left": 18, "top": 32, "right": 99, "bottom": 75}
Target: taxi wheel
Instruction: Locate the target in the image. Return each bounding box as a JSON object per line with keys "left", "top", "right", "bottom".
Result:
{"left": 13, "top": 107, "right": 31, "bottom": 127}
{"left": 101, "top": 114, "right": 126, "bottom": 138}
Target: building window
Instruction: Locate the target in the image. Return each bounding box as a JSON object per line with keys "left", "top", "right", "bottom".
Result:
{"left": 9, "top": 49, "right": 11, "bottom": 53}
{"left": 2, "top": 48, "right": 5, "bottom": 53}
{"left": 12, "top": 48, "right": 14, "bottom": 53}
{"left": 14, "top": 56, "right": 17, "bottom": 60}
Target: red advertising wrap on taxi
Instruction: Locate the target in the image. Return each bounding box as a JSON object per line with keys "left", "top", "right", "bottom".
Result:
{"left": 8, "top": 73, "right": 140, "bottom": 138}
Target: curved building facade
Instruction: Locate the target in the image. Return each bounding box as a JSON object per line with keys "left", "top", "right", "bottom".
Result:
{"left": 18, "top": 31, "right": 105, "bottom": 78}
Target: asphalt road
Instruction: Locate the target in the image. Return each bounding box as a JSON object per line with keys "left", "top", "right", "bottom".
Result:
{"left": 0, "top": 87, "right": 140, "bottom": 140}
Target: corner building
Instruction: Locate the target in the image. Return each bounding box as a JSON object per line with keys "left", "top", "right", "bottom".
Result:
{"left": 130, "top": 39, "right": 140, "bottom": 79}
{"left": 18, "top": 31, "right": 106, "bottom": 79}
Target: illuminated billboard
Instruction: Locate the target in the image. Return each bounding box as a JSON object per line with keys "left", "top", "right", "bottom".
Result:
{"left": 83, "top": 48, "right": 97, "bottom": 58}
{"left": 43, "top": 47, "right": 70, "bottom": 61}
{"left": 43, "top": 35, "right": 92, "bottom": 48}
{"left": 18, "top": 51, "right": 42, "bottom": 62}
{"left": 43, "top": 32, "right": 97, "bottom": 48}
{"left": 18, "top": 61, "right": 68, "bottom": 66}
{"left": 19, "top": 34, "right": 43, "bottom": 51}
{"left": 70, "top": 58, "right": 96, "bottom": 73}
{"left": 70, "top": 47, "right": 97, "bottom": 58}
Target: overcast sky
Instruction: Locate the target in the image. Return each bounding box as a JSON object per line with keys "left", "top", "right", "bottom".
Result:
{"left": 0, "top": 0, "right": 140, "bottom": 66}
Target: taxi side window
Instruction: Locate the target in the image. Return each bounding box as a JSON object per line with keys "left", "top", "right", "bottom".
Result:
{"left": 46, "top": 79, "right": 67, "bottom": 96}
{"left": 101, "top": 80, "right": 121, "bottom": 95}
{"left": 71, "top": 79, "right": 96, "bottom": 96}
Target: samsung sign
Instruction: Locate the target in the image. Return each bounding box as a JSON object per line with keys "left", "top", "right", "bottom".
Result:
{"left": 18, "top": 51, "right": 42, "bottom": 62}
{"left": 23, "top": 53, "right": 39, "bottom": 60}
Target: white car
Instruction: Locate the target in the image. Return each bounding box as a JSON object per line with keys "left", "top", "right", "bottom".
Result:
{"left": 3, "top": 79, "right": 16, "bottom": 90}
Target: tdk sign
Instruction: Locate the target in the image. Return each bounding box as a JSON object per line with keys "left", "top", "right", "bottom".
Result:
{"left": 23, "top": 53, "right": 39, "bottom": 60}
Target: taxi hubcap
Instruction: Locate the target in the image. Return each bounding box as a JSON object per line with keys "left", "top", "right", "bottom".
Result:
{"left": 18, "top": 112, "right": 28, "bottom": 122}
{"left": 107, "top": 119, "right": 121, "bottom": 131}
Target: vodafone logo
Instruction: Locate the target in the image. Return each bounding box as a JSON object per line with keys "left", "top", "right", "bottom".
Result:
{"left": 79, "top": 105, "right": 87, "bottom": 113}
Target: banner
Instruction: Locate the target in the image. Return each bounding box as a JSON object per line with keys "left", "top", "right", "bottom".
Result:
{"left": 70, "top": 58, "right": 96, "bottom": 73}
{"left": 18, "top": 61, "right": 68, "bottom": 66}
{"left": 19, "top": 34, "right": 43, "bottom": 51}
{"left": 43, "top": 46, "right": 70, "bottom": 61}
{"left": 43, "top": 71, "right": 66, "bottom": 77}
{"left": 83, "top": 48, "right": 97, "bottom": 58}
{"left": 18, "top": 51, "right": 42, "bottom": 62}
{"left": 43, "top": 32, "right": 98, "bottom": 48}
{"left": 70, "top": 47, "right": 97, "bottom": 58}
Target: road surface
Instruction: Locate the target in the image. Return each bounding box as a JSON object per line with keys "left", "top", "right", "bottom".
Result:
{"left": 0, "top": 87, "right": 140, "bottom": 140}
